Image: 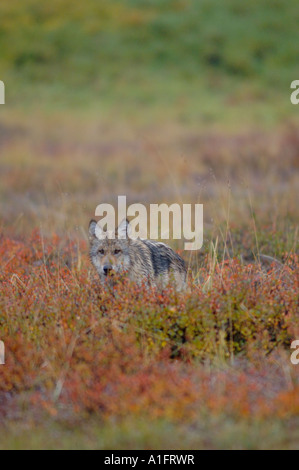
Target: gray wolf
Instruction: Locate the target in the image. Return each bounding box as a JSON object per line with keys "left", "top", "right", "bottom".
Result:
{"left": 89, "top": 219, "right": 187, "bottom": 290}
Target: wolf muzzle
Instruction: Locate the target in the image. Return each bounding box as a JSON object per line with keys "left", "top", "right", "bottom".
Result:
{"left": 103, "top": 264, "right": 113, "bottom": 276}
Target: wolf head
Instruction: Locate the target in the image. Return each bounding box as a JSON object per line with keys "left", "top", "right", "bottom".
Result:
{"left": 89, "top": 219, "right": 131, "bottom": 283}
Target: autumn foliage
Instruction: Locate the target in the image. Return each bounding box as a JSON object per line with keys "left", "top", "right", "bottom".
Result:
{"left": 0, "top": 229, "right": 298, "bottom": 428}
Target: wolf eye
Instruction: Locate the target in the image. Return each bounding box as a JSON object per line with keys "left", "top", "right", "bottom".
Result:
{"left": 114, "top": 249, "right": 121, "bottom": 255}
{"left": 98, "top": 249, "right": 105, "bottom": 255}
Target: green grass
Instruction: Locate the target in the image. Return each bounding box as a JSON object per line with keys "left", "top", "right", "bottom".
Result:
{"left": 2, "top": 417, "right": 299, "bottom": 450}
{"left": 1, "top": 0, "right": 299, "bottom": 125}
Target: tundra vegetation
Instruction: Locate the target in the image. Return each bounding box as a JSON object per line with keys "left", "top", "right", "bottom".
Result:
{"left": 0, "top": 0, "right": 298, "bottom": 449}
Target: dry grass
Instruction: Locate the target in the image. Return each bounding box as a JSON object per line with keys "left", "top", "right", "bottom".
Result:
{"left": 1, "top": 113, "right": 298, "bottom": 238}
{"left": 0, "top": 112, "right": 298, "bottom": 449}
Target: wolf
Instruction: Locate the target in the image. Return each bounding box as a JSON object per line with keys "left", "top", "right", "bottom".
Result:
{"left": 89, "top": 219, "right": 187, "bottom": 290}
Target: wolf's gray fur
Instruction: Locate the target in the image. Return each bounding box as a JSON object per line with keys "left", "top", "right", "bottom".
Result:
{"left": 89, "top": 219, "right": 187, "bottom": 290}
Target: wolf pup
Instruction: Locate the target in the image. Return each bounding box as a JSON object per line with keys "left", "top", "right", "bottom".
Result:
{"left": 89, "top": 219, "right": 187, "bottom": 290}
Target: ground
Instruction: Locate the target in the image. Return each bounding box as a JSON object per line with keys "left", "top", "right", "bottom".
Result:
{"left": 0, "top": 0, "right": 299, "bottom": 449}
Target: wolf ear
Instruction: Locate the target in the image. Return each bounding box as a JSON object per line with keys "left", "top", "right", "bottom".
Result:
{"left": 117, "top": 219, "right": 131, "bottom": 239}
{"left": 89, "top": 220, "right": 97, "bottom": 242}
{"left": 89, "top": 220, "right": 103, "bottom": 242}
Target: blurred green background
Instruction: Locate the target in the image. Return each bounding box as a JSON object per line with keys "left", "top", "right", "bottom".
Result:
{"left": 1, "top": 0, "right": 298, "bottom": 126}
{"left": 0, "top": 0, "right": 298, "bottom": 243}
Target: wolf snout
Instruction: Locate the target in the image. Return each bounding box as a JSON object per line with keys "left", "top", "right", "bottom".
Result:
{"left": 103, "top": 264, "right": 113, "bottom": 276}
